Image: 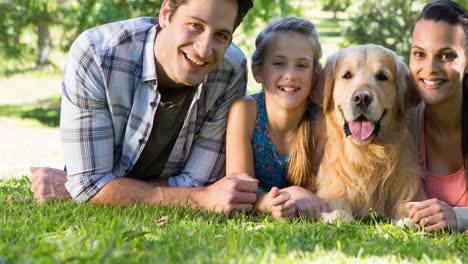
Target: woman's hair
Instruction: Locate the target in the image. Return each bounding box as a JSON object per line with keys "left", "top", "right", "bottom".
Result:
{"left": 417, "top": 0, "right": 468, "bottom": 193}
{"left": 252, "top": 17, "right": 322, "bottom": 188}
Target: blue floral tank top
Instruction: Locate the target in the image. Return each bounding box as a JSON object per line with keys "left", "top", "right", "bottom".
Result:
{"left": 251, "top": 92, "right": 319, "bottom": 193}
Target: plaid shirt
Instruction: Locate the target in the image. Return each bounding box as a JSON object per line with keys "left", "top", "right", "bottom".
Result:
{"left": 61, "top": 17, "right": 247, "bottom": 202}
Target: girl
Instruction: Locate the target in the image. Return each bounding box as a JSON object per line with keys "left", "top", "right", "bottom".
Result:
{"left": 226, "top": 17, "right": 328, "bottom": 220}
{"left": 407, "top": 0, "right": 468, "bottom": 232}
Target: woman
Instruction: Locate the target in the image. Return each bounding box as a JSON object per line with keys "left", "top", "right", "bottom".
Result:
{"left": 407, "top": 0, "right": 468, "bottom": 232}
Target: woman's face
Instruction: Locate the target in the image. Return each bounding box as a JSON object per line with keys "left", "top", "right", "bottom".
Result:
{"left": 410, "top": 19, "right": 467, "bottom": 106}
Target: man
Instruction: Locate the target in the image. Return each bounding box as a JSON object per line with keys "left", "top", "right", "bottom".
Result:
{"left": 30, "top": 0, "right": 258, "bottom": 213}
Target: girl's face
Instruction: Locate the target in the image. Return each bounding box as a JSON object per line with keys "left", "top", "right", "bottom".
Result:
{"left": 253, "top": 31, "right": 315, "bottom": 111}
{"left": 410, "top": 19, "right": 467, "bottom": 106}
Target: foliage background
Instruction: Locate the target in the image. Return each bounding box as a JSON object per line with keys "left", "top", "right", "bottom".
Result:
{"left": 3, "top": 0, "right": 465, "bottom": 69}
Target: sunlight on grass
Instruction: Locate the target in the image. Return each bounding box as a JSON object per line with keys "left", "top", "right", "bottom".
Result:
{"left": 0, "top": 74, "right": 62, "bottom": 104}
{"left": 0, "top": 118, "right": 63, "bottom": 179}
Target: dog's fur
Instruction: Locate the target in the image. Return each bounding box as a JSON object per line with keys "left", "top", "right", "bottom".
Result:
{"left": 316, "top": 45, "right": 424, "bottom": 220}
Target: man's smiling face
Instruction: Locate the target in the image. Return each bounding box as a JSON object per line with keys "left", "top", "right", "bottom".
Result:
{"left": 155, "top": 0, "right": 238, "bottom": 88}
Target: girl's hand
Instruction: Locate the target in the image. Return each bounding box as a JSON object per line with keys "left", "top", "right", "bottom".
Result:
{"left": 267, "top": 187, "right": 295, "bottom": 220}
{"left": 407, "top": 199, "right": 457, "bottom": 232}
{"left": 281, "top": 186, "right": 329, "bottom": 220}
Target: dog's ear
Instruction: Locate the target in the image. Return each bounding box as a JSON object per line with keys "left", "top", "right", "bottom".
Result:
{"left": 322, "top": 51, "right": 341, "bottom": 112}
{"left": 396, "top": 57, "right": 420, "bottom": 117}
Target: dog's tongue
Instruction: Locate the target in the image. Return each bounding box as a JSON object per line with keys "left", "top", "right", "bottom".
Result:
{"left": 348, "top": 120, "right": 375, "bottom": 140}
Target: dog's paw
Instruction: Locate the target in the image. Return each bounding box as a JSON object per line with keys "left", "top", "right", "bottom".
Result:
{"left": 321, "top": 209, "right": 353, "bottom": 223}
{"left": 396, "top": 217, "right": 418, "bottom": 229}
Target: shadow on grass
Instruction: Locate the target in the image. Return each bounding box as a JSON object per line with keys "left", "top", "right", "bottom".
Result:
{"left": 0, "top": 96, "right": 61, "bottom": 127}
{"left": 0, "top": 61, "right": 62, "bottom": 77}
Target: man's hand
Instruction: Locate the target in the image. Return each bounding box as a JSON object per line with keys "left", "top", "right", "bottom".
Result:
{"left": 193, "top": 173, "right": 258, "bottom": 213}
{"left": 282, "top": 186, "right": 329, "bottom": 220}
{"left": 407, "top": 199, "right": 457, "bottom": 232}
{"left": 29, "top": 167, "right": 71, "bottom": 202}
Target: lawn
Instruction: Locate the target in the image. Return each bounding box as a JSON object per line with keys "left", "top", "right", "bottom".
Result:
{"left": 1, "top": 8, "right": 466, "bottom": 264}
{"left": 1, "top": 177, "right": 467, "bottom": 263}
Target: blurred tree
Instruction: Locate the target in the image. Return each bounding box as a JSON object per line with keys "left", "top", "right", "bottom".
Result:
{"left": 322, "top": 0, "right": 351, "bottom": 18}
{"left": 237, "top": 0, "right": 300, "bottom": 55}
{"left": 341, "top": 0, "right": 430, "bottom": 62}
{"left": 60, "top": 0, "right": 162, "bottom": 51}
{"left": 0, "top": 0, "right": 65, "bottom": 68}
{"left": 60, "top": 0, "right": 298, "bottom": 54}
{"left": 459, "top": 0, "right": 467, "bottom": 8}
{"left": 30, "top": 0, "right": 61, "bottom": 68}
{"left": 0, "top": 1, "right": 32, "bottom": 59}
{"left": 0, "top": 0, "right": 298, "bottom": 68}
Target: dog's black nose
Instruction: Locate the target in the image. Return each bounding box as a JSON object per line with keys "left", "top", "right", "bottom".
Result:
{"left": 352, "top": 90, "right": 372, "bottom": 108}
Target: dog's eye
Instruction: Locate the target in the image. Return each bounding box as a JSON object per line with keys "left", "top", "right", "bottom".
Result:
{"left": 342, "top": 71, "right": 352, "bottom": 79}
{"left": 376, "top": 72, "right": 388, "bottom": 81}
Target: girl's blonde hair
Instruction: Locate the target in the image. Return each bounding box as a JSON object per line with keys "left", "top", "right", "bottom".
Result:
{"left": 252, "top": 16, "right": 322, "bottom": 189}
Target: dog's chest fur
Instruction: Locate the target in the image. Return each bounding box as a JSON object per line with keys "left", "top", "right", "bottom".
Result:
{"left": 317, "top": 113, "right": 422, "bottom": 218}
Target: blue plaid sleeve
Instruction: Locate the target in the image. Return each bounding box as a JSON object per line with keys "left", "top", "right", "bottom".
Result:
{"left": 61, "top": 31, "right": 117, "bottom": 202}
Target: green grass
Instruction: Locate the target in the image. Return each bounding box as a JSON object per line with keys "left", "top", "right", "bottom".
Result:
{"left": 1, "top": 177, "right": 467, "bottom": 263}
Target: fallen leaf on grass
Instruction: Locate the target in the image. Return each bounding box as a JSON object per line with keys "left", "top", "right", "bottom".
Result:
{"left": 154, "top": 216, "right": 169, "bottom": 226}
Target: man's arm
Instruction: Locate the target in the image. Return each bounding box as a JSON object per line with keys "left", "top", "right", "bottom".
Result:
{"left": 60, "top": 30, "right": 118, "bottom": 202}
{"left": 92, "top": 173, "right": 258, "bottom": 212}
{"left": 29, "top": 166, "right": 258, "bottom": 212}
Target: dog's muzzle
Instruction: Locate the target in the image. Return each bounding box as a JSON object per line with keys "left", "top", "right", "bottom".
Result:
{"left": 343, "top": 110, "right": 385, "bottom": 141}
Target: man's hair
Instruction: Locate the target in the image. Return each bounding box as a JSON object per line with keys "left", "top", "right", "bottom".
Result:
{"left": 166, "top": 0, "right": 254, "bottom": 30}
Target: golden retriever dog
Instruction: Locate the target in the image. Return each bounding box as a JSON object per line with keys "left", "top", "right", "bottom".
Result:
{"left": 316, "top": 44, "right": 424, "bottom": 221}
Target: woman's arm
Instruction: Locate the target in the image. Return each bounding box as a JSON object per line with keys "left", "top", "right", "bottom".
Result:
{"left": 453, "top": 207, "right": 468, "bottom": 232}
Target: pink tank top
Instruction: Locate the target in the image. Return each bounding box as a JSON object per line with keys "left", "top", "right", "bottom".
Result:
{"left": 421, "top": 109, "right": 468, "bottom": 207}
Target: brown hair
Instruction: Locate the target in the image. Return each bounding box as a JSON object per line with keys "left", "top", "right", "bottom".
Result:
{"left": 252, "top": 16, "right": 322, "bottom": 188}
{"left": 417, "top": 0, "right": 468, "bottom": 192}
{"left": 165, "top": 0, "right": 254, "bottom": 30}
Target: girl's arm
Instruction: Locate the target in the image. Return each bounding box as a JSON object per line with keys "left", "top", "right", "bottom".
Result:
{"left": 226, "top": 96, "right": 256, "bottom": 177}
{"left": 226, "top": 97, "right": 295, "bottom": 219}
